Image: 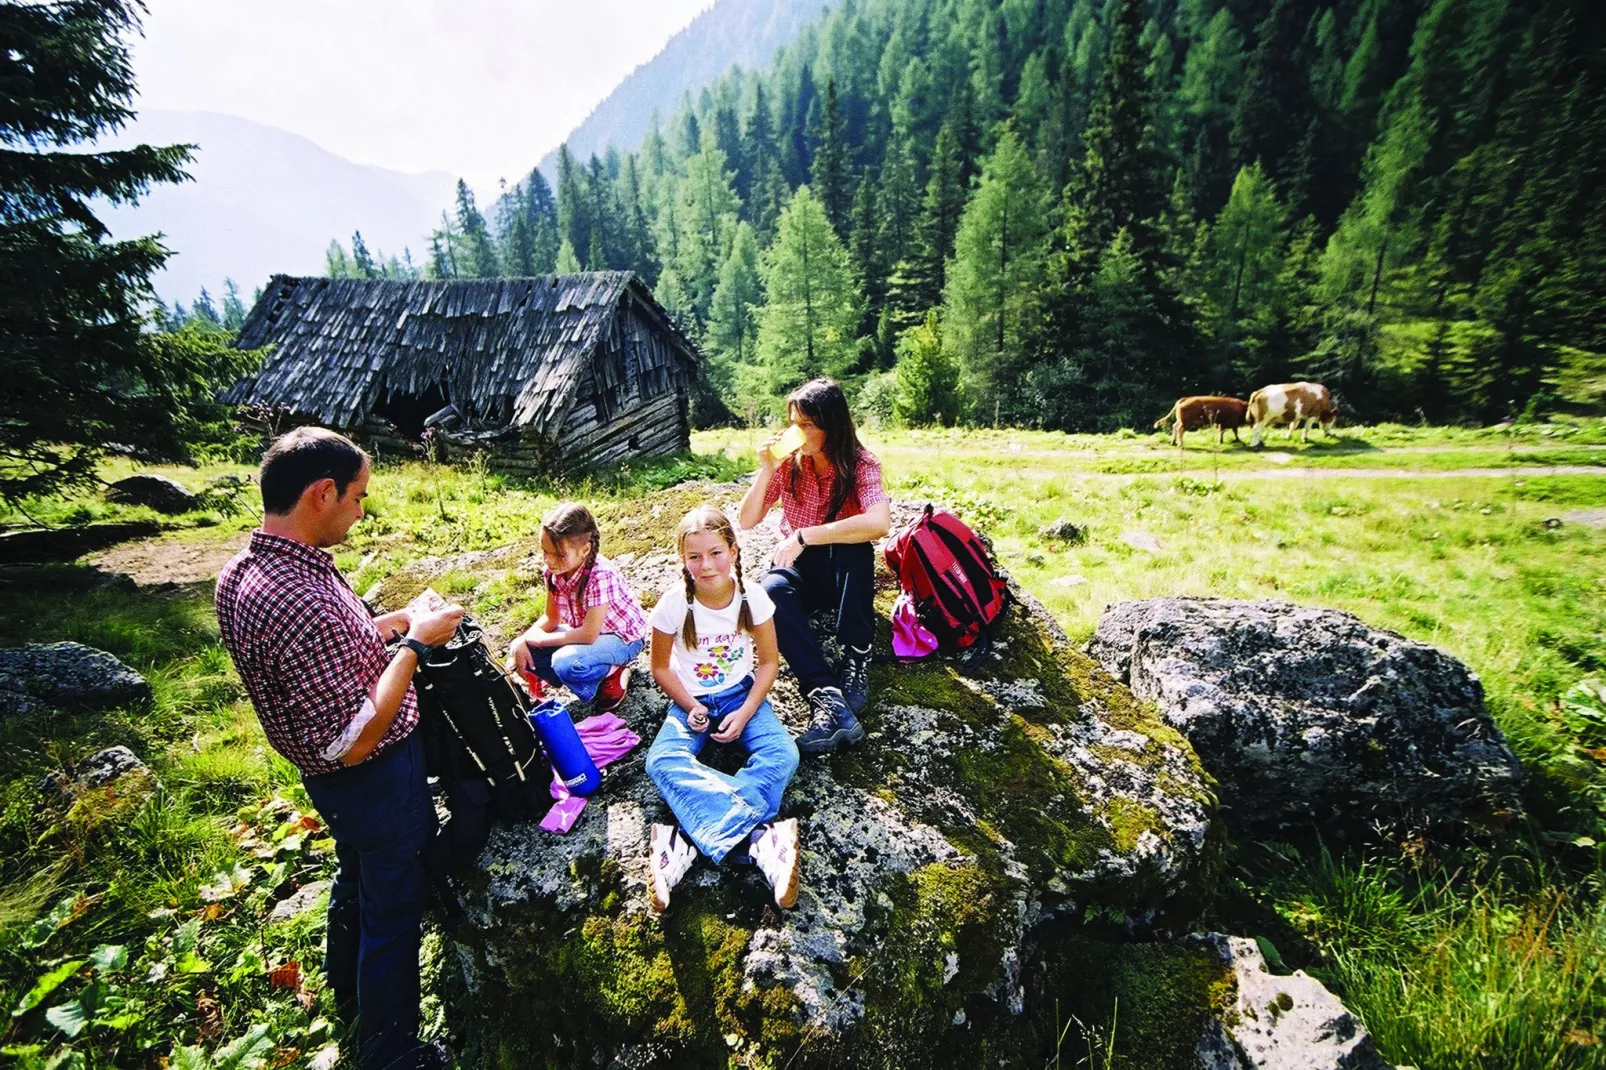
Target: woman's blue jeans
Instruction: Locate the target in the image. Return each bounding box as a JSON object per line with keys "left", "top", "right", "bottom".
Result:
{"left": 524, "top": 634, "right": 644, "bottom": 701}
{"left": 645, "top": 677, "right": 799, "bottom": 863}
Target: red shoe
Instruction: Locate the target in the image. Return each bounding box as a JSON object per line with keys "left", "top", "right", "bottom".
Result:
{"left": 517, "top": 661, "right": 549, "bottom": 697}
{"left": 596, "top": 665, "right": 631, "bottom": 712}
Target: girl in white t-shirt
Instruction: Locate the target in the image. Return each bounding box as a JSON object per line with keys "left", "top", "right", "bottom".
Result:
{"left": 644, "top": 505, "right": 801, "bottom": 913}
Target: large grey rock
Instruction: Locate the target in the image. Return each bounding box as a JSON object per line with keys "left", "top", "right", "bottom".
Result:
{"left": 0, "top": 642, "right": 151, "bottom": 717}
{"left": 1194, "top": 934, "right": 1392, "bottom": 1070}
{"left": 1090, "top": 598, "right": 1524, "bottom": 835}
{"left": 105, "top": 474, "right": 197, "bottom": 514}
{"left": 377, "top": 485, "right": 1221, "bottom": 1068}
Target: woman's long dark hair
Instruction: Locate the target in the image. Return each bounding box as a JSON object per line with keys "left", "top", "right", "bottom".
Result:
{"left": 787, "top": 378, "right": 863, "bottom": 521}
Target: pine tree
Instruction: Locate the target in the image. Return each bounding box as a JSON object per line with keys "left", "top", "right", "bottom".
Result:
{"left": 325, "top": 239, "right": 354, "bottom": 278}
{"left": 1066, "top": 0, "right": 1166, "bottom": 267}
{"left": 526, "top": 169, "right": 561, "bottom": 273}
{"left": 894, "top": 311, "right": 962, "bottom": 426}
{"left": 1200, "top": 163, "right": 1290, "bottom": 381}
{"left": 1232, "top": 0, "right": 1319, "bottom": 198}
{"left": 743, "top": 83, "right": 790, "bottom": 239}
{"left": 887, "top": 122, "right": 967, "bottom": 328}
{"left": 221, "top": 278, "right": 248, "bottom": 330}
{"left": 941, "top": 128, "right": 1051, "bottom": 422}
{"left": 811, "top": 79, "right": 852, "bottom": 238}
{"left": 875, "top": 124, "right": 920, "bottom": 286}
{"left": 455, "top": 179, "right": 498, "bottom": 277}
{"left": 1177, "top": 8, "right": 1246, "bottom": 218}
{"left": 556, "top": 239, "right": 583, "bottom": 274}
{"left": 708, "top": 221, "right": 764, "bottom": 375}
{"left": 756, "top": 185, "right": 864, "bottom": 388}
{"left": 620, "top": 157, "right": 658, "bottom": 282}
{"left": 0, "top": 0, "right": 200, "bottom": 499}
{"left": 586, "top": 154, "right": 618, "bottom": 270}
{"left": 351, "top": 230, "right": 377, "bottom": 278}
{"left": 556, "top": 146, "right": 591, "bottom": 267}
{"left": 676, "top": 146, "right": 742, "bottom": 325}
{"left": 189, "top": 286, "right": 221, "bottom": 328}
{"left": 849, "top": 170, "right": 884, "bottom": 327}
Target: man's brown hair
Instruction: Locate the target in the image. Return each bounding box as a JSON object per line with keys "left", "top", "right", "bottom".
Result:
{"left": 259, "top": 428, "right": 369, "bottom": 515}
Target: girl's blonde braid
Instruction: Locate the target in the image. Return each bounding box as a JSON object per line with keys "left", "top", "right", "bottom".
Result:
{"left": 680, "top": 564, "right": 699, "bottom": 650}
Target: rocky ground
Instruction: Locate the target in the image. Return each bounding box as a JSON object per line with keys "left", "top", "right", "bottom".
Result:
{"left": 369, "top": 483, "right": 1229, "bottom": 1068}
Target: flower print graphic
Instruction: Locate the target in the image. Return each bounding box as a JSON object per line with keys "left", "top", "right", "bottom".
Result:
{"left": 694, "top": 662, "right": 724, "bottom": 684}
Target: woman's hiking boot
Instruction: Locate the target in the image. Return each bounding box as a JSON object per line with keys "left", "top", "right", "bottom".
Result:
{"left": 649, "top": 823, "right": 697, "bottom": 912}
{"left": 750, "top": 818, "right": 800, "bottom": 909}
{"left": 839, "top": 646, "right": 871, "bottom": 715}
{"left": 797, "top": 686, "right": 864, "bottom": 755}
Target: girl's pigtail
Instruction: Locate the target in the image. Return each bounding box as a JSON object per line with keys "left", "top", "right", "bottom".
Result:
{"left": 734, "top": 550, "right": 754, "bottom": 634}
{"left": 681, "top": 567, "right": 699, "bottom": 649}
{"left": 575, "top": 527, "right": 600, "bottom": 611}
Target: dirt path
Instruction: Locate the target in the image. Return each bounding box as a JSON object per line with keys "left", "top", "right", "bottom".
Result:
{"left": 89, "top": 532, "right": 248, "bottom": 586}
{"left": 1218, "top": 464, "right": 1606, "bottom": 480}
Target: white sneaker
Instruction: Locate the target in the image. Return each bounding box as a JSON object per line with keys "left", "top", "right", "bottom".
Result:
{"left": 749, "top": 818, "right": 800, "bottom": 909}
{"left": 649, "top": 823, "right": 698, "bottom": 913}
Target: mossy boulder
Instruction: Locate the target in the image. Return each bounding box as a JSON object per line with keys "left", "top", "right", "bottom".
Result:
{"left": 375, "top": 485, "right": 1225, "bottom": 1067}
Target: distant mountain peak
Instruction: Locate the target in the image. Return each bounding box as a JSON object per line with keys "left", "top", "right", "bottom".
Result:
{"left": 534, "top": 0, "right": 831, "bottom": 179}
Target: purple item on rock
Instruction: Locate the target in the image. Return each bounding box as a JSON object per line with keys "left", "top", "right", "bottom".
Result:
{"left": 890, "top": 592, "right": 940, "bottom": 661}
{"left": 539, "top": 712, "right": 642, "bottom": 834}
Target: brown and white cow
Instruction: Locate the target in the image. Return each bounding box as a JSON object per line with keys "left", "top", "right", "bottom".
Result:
{"left": 1245, "top": 382, "right": 1338, "bottom": 447}
{"left": 1154, "top": 395, "right": 1250, "bottom": 447}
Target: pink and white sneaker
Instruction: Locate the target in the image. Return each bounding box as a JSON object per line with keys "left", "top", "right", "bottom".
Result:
{"left": 649, "top": 823, "right": 697, "bottom": 913}
{"left": 749, "top": 818, "right": 800, "bottom": 909}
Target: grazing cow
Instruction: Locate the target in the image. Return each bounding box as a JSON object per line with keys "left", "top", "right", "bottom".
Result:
{"left": 1246, "top": 382, "right": 1338, "bottom": 447}
{"left": 1154, "top": 395, "right": 1250, "bottom": 447}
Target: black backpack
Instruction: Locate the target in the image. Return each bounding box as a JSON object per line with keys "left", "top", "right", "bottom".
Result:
{"left": 411, "top": 615, "right": 550, "bottom": 870}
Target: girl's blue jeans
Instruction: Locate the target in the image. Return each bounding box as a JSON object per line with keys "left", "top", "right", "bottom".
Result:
{"left": 645, "top": 677, "right": 799, "bottom": 863}
{"left": 524, "top": 634, "right": 644, "bottom": 701}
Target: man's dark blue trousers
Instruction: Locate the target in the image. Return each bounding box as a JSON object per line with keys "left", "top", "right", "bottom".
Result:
{"left": 302, "top": 729, "right": 435, "bottom": 1070}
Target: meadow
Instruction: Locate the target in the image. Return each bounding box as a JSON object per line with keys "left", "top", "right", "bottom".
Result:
{"left": 1, "top": 420, "right": 1603, "bottom": 1068}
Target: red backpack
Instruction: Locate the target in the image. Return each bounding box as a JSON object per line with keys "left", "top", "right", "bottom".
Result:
{"left": 884, "top": 505, "right": 1009, "bottom": 665}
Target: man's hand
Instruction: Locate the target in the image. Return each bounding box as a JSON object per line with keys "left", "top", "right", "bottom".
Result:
{"left": 771, "top": 531, "right": 805, "bottom": 570}
{"left": 710, "top": 706, "right": 753, "bottom": 743}
{"left": 407, "top": 603, "right": 463, "bottom": 647}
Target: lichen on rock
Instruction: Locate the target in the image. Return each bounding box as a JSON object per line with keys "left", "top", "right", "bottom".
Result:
{"left": 383, "top": 484, "right": 1224, "bottom": 1067}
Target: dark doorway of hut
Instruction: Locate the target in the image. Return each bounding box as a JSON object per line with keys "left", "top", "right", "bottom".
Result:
{"left": 375, "top": 383, "right": 450, "bottom": 441}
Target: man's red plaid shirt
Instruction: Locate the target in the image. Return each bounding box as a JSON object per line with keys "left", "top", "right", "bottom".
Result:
{"left": 761, "top": 448, "right": 889, "bottom": 535}
{"left": 216, "top": 530, "right": 415, "bottom": 776}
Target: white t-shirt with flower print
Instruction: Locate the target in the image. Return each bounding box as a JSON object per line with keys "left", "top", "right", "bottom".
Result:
{"left": 649, "top": 581, "right": 776, "bottom": 697}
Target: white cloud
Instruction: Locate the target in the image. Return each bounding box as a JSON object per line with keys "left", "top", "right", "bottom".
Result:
{"left": 128, "top": 0, "right": 714, "bottom": 185}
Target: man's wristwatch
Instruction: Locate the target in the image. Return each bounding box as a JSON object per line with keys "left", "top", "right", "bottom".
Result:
{"left": 795, "top": 529, "right": 806, "bottom": 547}
{"left": 400, "top": 636, "right": 432, "bottom": 659}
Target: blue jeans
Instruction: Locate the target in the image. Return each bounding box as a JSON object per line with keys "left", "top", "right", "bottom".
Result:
{"left": 762, "top": 542, "right": 877, "bottom": 692}
{"left": 524, "top": 634, "right": 644, "bottom": 701}
{"left": 644, "top": 677, "right": 799, "bottom": 863}
{"left": 302, "top": 730, "right": 435, "bottom": 1070}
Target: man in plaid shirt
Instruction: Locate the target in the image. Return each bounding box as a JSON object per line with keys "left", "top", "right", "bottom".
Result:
{"left": 216, "top": 428, "right": 461, "bottom": 1070}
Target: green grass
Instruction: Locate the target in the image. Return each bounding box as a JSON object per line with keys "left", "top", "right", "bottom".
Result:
{"left": 2, "top": 428, "right": 1604, "bottom": 1068}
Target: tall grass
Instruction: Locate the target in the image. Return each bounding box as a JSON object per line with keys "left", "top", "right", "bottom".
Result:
{"left": 1250, "top": 846, "right": 1606, "bottom": 1068}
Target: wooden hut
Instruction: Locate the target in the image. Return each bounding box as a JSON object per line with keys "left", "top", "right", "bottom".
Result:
{"left": 225, "top": 272, "right": 699, "bottom": 474}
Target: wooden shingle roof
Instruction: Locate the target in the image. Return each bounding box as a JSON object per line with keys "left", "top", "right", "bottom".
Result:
{"left": 226, "top": 272, "right": 695, "bottom": 436}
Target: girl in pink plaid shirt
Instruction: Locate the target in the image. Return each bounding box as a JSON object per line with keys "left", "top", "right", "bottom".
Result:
{"left": 510, "top": 502, "right": 648, "bottom": 711}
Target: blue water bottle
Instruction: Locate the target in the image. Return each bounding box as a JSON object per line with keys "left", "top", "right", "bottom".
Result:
{"left": 528, "top": 698, "right": 602, "bottom": 795}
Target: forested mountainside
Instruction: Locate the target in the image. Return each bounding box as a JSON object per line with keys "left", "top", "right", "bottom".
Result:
{"left": 533, "top": 0, "right": 833, "bottom": 183}
{"left": 330, "top": 0, "right": 1606, "bottom": 431}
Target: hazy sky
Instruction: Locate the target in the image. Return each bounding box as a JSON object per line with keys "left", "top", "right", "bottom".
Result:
{"left": 128, "top": 0, "right": 714, "bottom": 188}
